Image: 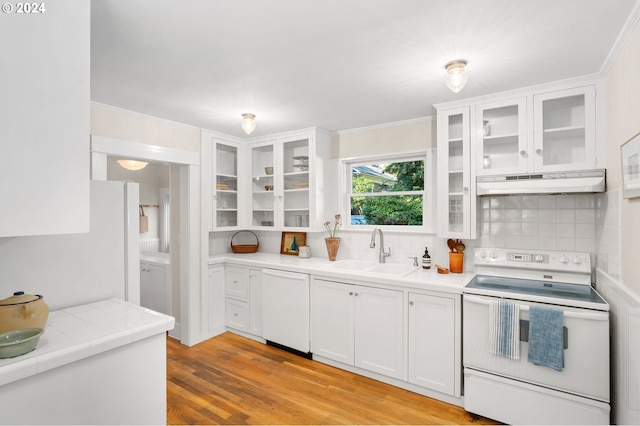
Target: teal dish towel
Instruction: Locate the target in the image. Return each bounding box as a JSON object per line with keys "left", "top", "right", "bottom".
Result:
{"left": 489, "top": 300, "right": 520, "bottom": 360}
{"left": 528, "top": 306, "right": 564, "bottom": 371}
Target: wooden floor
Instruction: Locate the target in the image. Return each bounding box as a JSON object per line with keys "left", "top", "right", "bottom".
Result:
{"left": 167, "top": 332, "right": 498, "bottom": 425}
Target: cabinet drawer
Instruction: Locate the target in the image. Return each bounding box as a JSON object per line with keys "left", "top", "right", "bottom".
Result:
{"left": 226, "top": 266, "right": 249, "bottom": 300}
{"left": 225, "top": 298, "right": 249, "bottom": 332}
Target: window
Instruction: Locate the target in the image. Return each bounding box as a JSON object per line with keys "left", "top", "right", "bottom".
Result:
{"left": 343, "top": 152, "right": 434, "bottom": 231}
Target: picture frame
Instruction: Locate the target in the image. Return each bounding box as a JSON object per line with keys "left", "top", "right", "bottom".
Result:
{"left": 280, "top": 232, "right": 306, "bottom": 256}
{"left": 621, "top": 132, "right": 640, "bottom": 199}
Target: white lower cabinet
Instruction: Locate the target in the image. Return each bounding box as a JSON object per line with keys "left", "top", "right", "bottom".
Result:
{"left": 206, "top": 266, "right": 226, "bottom": 335}
{"left": 311, "top": 279, "right": 404, "bottom": 380}
{"left": 311, "top": 279, "right": 354, "bottom": 364}
{"left": 408, "top": 292, "right": 460, "bottom": 396}
{"left": 225, "top": 266, "right": 262, "bottom": 336}
{"left": 140, "top": 261, "right": 171, "bottom": 316}
{"left": 226, "top": 298, "right": 250, "bottom": 332}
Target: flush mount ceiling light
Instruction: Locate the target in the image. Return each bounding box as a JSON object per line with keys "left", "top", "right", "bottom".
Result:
{"left": 241, "top": 113, "right": 256, "bottom": 135}
{"left": 444, "top": 60, "right": 468, "bottom": 93}
{"left": 117, "top": 159, "right": 149, "bottom": 171}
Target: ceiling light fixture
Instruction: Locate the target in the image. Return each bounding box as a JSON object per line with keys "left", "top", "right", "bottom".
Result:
{"left": 444, "top": 60, "right": 468, "bottom": 93}
{"left": 241, "top": 113, "right": 256, "bottom": 135}
{"left": 117, "top": 159, "right": 149, "bottom": 171}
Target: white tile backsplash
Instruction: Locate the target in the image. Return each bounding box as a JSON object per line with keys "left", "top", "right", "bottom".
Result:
{"left": 478, "top": 191, "right": 620, "bottom": 279}
{"left": 479, "top": 194, "right": 596, "bottom": 252}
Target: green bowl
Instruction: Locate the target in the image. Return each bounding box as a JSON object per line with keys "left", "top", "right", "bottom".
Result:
{"left": 0, "top": 328, "right": 44, "bottom": 359}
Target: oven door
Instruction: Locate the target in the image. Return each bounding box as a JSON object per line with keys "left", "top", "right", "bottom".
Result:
{"left": 463, "top": 293, "right": 609, "bottom": 402}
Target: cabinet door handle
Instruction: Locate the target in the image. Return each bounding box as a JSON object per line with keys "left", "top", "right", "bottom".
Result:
{"left": 463, "top": 186, "right": 469, "bottom": 195}
{"left": 520, "top": 150, "right": 528, "bottom": 157}
{"left": 409, "top": 301, "right": 414, "bottom": 306}
{"left": 535, "top": 148, "right": 543, "bottom": 156}
{"left": 349, "top": 291, "right": 354, "bottom": 296}
{"left": 354, "top": 292, "right": 359, "bottom": 296}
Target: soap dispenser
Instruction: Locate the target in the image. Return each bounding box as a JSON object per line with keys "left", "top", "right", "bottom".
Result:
{"left": 422, "top": 247, "right": 431, "bottom": 269}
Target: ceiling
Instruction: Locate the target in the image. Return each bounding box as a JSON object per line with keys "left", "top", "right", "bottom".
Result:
{"left": 91, "top": 0, "right": 638, "bottom": 138}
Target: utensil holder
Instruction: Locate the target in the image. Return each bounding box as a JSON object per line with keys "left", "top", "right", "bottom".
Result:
{"left": 449, "top": 252, "right": 464, "bottom": 273}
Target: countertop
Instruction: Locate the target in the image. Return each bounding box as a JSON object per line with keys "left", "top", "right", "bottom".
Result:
{"left": 0, "top": 298, "right": 175, "bottom": 387}
{"left": 209, "top": 253, "right": 475, "bottom": 294}
{"left": 140, "top": 251, "right": 171, "bottom": 265}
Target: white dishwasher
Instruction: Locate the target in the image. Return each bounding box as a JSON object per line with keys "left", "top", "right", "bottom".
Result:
{"left": 262, "top": 268, "right": 310, "bottom": 354}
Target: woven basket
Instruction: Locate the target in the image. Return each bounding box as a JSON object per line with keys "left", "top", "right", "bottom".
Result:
{"left": 230, "top": 230, "right": 259, "bottom": 253}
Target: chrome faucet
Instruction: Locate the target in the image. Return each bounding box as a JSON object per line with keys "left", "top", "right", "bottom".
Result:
{"left": 369, "top": 228, "right": 391, "bottom": 263}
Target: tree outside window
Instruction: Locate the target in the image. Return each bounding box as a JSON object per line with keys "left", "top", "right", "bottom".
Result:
{"left": 349, "top": 158, "right": 425, "bottom": 226}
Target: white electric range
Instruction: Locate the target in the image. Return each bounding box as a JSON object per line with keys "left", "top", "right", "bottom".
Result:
{"left": 462, "top": 248, "right": 610, "bottom": 425}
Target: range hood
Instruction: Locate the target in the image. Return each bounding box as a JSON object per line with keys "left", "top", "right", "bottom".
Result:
{"left": 477, "top": 169, "right": 605, "bottom": 196}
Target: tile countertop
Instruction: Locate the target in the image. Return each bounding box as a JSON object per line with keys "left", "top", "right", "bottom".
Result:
{"left": 209, "top": 253, "right": 475, "bottom": 295}
{"left": 0, "top": 299, "right": 175, "bottom": 387}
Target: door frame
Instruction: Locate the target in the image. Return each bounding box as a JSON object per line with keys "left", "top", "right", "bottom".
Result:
{"left": 91, "top": 135, "right": 201, "bottom": 346}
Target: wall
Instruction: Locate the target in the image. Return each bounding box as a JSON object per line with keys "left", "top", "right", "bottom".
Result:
{"left": 91, "top": 103, "right": 200, "bottom": 152}
{"left": 605, "top": 14, "right": 640, "bottom": 295}
{"left": 599, "top": 9, "right": 640, "bottom": 424}
{"left": 336, "top": 117, "right": 435, "bottom": 158}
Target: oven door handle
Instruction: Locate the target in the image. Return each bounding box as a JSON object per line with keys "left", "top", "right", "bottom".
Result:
{"left": 463, "top": 294, "right": 608, "bottom": 321}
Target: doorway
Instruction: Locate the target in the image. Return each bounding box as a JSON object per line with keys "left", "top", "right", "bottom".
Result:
{"left": 107, "top": 157, "right": 172, "bottom": 319}
{"left": 91, "top": 136, "right": 200, "bottom": 346}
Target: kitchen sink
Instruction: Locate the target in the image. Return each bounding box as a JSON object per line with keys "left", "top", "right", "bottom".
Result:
{"left": 327, "top": 259, "right": 378, "bottom": 271}
{"left": 367, "top": 263, "right": 419, "bottom": 276}
{"left": 328, "top": 259, "right": 419, "bottom": 277}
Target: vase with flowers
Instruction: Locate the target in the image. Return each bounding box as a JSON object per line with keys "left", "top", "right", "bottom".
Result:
{"left": 324, "top": 214, "right": 341, "bottom": 261}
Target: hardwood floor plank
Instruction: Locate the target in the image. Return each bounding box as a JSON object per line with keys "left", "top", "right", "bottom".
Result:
{"left": 167, "top": 332, "right": 499, "bottom": 425}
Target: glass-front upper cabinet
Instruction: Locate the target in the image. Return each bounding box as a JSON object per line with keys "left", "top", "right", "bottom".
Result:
{"left": 250, "top": 142, "right": 276, "bottom": 228}
{"left": 533, "top": 86, "right": 596, "bottom": 172}
{"left": 437, "top": 106, "right": 476, "bottom": 239}
{"left": 475, "top": 97, "right": 527, "bottom": 176}
{"left": 250, "top": 136, "right": 311, "bottom": 229}
{"left": 214, "top": 142, "right": 239, "bottom": 228}
{"left": 248, "top": 129, "right": 334, "bottom": 230}
{"left": 281, "top": 137, "right": 310, "bottom": 228}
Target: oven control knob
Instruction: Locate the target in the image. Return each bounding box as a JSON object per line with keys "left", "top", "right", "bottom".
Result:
{"left": 572, "top": 256, "right": 582, "bottom": 265}
{"left": 534, "top": 254, "right": 544, "bottom": 263}
{"left": 480, "top": 251, "right": 487, "bottom": 259}
{"left": 490, "top": 251, "right": 497, "bottom": 259}
{"left": 559, "top": 255, "right": 569, "bottom": 264}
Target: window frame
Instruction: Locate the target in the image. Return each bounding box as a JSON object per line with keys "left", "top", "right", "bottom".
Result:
{"left": 340, "top": 150, "right": 436, "bottom": 233}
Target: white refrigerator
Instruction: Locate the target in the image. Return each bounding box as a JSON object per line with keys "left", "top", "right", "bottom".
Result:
{"left": 0, "top": 180, "right": 139, "bottom": 310}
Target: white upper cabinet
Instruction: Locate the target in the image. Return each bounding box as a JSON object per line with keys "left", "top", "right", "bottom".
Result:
{"left": 437, "top": 106, "right": 476, "bottom": 239}
{"left": 474, "top": 84, "right": 597, "bottom": 176}
{"left": 0, "top": 1, "right": 90, "bottom": 236}
{"left": 213, "top": 140, "right": 240, "bottom": 229}
{"left": 475, "top": 97, "right": 527, "bottom": 176}
{"left": 248, "top": 128, "right": 335, "bottom": 231}
{"left": 249, "top": 140, "right": 278, "bottom": 228}
{"left": 533, "top": 86, "right": 596, "bottom": 172}
{"left": 201, "top": 133, "right": 244, "bottom": 231}
{"left": 203, "top": 127, "right": 335, "bottom": 231}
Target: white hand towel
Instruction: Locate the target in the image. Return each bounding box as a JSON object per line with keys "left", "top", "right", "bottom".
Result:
{"left": 489, "top": 300, "right": 520, "bottom": 360}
